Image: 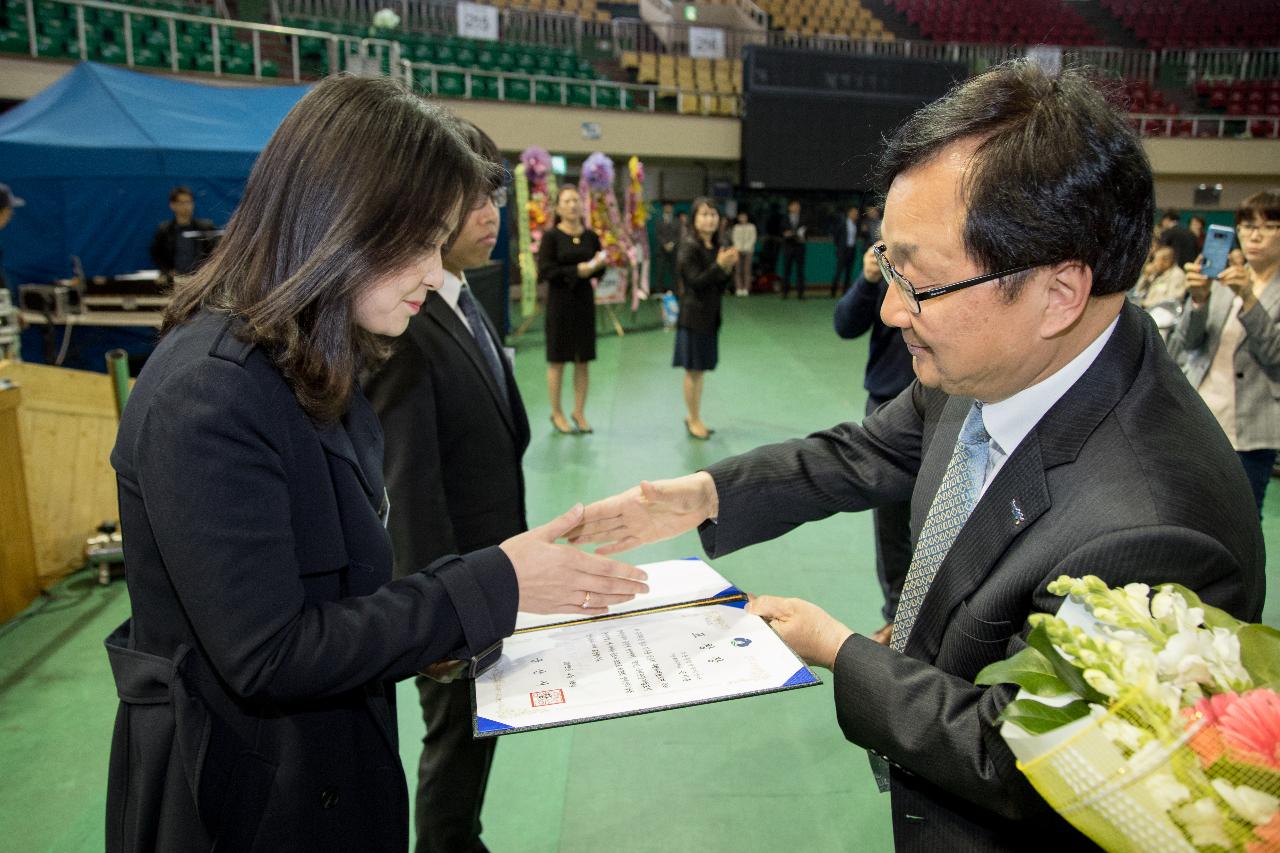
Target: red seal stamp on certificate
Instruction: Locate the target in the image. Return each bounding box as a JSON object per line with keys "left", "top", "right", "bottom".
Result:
{"left": 529, "top": 689, "right": 565, "bottom": 707}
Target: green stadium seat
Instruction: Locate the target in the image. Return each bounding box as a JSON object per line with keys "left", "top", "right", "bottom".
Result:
{"left": 535, "top": 80, "right": 562, "bottom": 104}
{"left": 97, "top": 42, "right": 126, "bottom": 63}
{"left": 472, "top": 75, "right": 497, "bottom": 99}
{"left": 595, "top": 86, "right": 620, "bottom": 109}
{"left": 568, "top": 83, "right": 592, "bottom": 107}
{"left": 503, "top": 77, "right": 531, "bottom": 101}
{"left": 434, "top": 44, "right": 454, "bottom": 65}
{"left": 222, "top": 54, "right": 250, "bottom": 75}
{"left": 194, "top": 51, "right": 215, "bottom": 71}
{"left": 260, "top": 59, "right": 278, "bottom": 77}
{"left": 133, "top": 45, "right": 163, "bottom": 66}
{"left": 33, "top": 33, "right": 64, "bottom": 56}
{"left": 0, "top": 28, "right": 26, "bottom": 53}
{"left": 299, "top": 35, "right": 326, "bottom": 58}
{"left": 437, "top": 71, "right": 464, "bottom": 98}
{"left": 514, "top": 52, "right": 535, "bottom": 73}
{"left": 493, "top": 51, "right": 515, "bottom": 72}
{"left": 454, "top": 46, "right": 476, "bottom": 67}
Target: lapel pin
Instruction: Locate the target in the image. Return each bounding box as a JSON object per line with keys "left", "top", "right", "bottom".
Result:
{"left": 1010, "top": 499, "right": 1026, "bottom": 526}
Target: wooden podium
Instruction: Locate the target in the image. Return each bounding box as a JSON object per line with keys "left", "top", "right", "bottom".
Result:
{"left": 0, "top": 361, "right": 123, "bottom": 621}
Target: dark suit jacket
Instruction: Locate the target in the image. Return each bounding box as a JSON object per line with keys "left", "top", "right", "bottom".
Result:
{"left": 834, "top": 274, "right": 915, "bottom": 401}
{"left": 700, "top": 301, "right": 1265, "bottom": 852}
{"left": 105, "top": 310, "right": 518, "bottom": 852}
{"left": 676, "top": 238, "right": 731, "bottom": 335}
{"left": 149, "top": 217, "right": 216, "bottom": 273}
{"left": 365, "top": 292, "right": 531, "bottom": 572}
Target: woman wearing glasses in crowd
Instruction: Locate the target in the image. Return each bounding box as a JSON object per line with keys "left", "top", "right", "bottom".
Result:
{"left": 104, "top": 76, "right": 645, "bottom": 853}
{"left": 1169, "top": 190, "right": 1280, "bottom": 512}
{"left": 674, "top": 196, "right": 738, "bottom": 440}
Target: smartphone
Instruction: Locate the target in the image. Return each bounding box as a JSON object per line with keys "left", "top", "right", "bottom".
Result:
{"left": 1200, "top": 223, "right": 1235, "bottom": 280}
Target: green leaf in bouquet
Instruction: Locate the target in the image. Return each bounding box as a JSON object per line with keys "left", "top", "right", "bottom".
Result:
{"left": 1208, "top": 753, "right": 1280, "bottom": 793}
{"left": 975, "top": 646, "right": 1074, "bottom": 697}
{"left": 1159, "top": 583, "right": 1242, "bottom": 631}
{"left": 997, "top": 698, "right": 1093, "bottom": 735}
{"left": 1238, "top": 624, "right": 1280, "bottom": 690}
{"left": 1026, "top": 623, "right": 1109, "bottom": 705}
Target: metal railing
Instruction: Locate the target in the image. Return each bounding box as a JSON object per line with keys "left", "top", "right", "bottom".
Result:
{"left": 272, "top": 0, "right": 613, "bottom": 52}
{"left": 265, "top": 0, "right": 1280, "bottom": 89}
{"left": 1160, "top": 48, "right": 1280, "bottom": 84}
{"left": 401, "top": 56, "right": 739, "bottom": 116}
{"left": 16, "top": 0, "right": 406, "bottom": 82}
{"left": 1131, "top": 112, "right": 1280, "bottom": 138}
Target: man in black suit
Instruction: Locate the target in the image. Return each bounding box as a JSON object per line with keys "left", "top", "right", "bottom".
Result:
{"left": 780, "top": 198, "right": 807, "bottom": 299}
{"left": 654, "top": 202, "right": 683, "bottom": 293}
{"left": 149, "top": 186, "right": 216, "bottom": 279}
{"left": 834, "top": 245, "right": 915, "bottom": 645}
{"left": 365, "top": 122, "right": 527, "bottom": 853}
{"left": 573, "top": 61, "right": 1265, "bottom": 851}
{"left": 831, "top": 205, "right": 861, "bottom": 297}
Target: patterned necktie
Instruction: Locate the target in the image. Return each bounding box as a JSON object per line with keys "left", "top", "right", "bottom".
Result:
{"left": 456, "top": 285, "right": 507, "bottom": 393}
{"left": 891, "top": 402, "right": 991, "bottom": 653}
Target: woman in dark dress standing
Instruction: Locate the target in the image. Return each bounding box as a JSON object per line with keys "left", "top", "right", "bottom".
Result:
{"left": 539, "top": 185, "right": 608, "bottom": 434}
{"left": 674, "top": 196, "right": 737, "bottom": 439}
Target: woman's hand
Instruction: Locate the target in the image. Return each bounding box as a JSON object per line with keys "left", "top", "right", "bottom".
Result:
{"left": 716, "top": 246, "right": 739, "bottom": 272}
{"left": 1219, "top": 263, "right": 1257, "bottom": 311}
{"left": 577, "top": 250, "right": 608, "bottom": 278}
{"left": 1184, "top": 257, "right": 1212, "bottom": 307}
{"left": 500, "top": 504, "right": 649, "bottom": 614}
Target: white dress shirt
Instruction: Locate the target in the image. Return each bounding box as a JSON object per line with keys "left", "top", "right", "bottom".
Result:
{"left": 436, "top": 270, "right": 473, "bottom": 333}
{"left": 976, "top": 315, "right": 1120, "bottom": 497}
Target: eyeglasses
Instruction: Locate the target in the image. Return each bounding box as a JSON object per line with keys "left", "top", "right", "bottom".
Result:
{"left": 873, "top": 243, "right": 1038, "bottom": 315}
{"left": 1237, "top": 221, "right": 1280, "bottom": 237}
{"left": 473, "top": 186, "right": 508, "bottom": 210}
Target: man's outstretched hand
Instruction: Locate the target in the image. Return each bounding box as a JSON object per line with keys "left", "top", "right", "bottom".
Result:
{"left": 569, "top": 473, "right": 720, "bottom": 555}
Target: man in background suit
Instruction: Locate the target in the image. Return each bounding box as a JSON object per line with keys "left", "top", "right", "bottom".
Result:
{"left": 831, "top": 205, "right": 861, "bottom": 297}
{"left": 654, "top": 202, "right": 683, "bottom": 292}
{"left": 572, "top": 61, "right": 1265, "bottom": 851}
{"left": 780, "top": 198, "right": 808, "bottom": 299}
{"left": 365, "top": 122, "right": 528, "bottom": 853}
{"left": 149, "top": 186, "right": 216, "bottom": 280}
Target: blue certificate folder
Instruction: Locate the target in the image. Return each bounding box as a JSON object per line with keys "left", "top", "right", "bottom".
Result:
{"left": 472, "top": 558, "right": 821, "bottom": 737}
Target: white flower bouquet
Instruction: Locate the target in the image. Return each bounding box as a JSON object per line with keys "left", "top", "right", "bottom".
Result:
{"left": 976, "top": 576, "right": 1280, "bottom": 852}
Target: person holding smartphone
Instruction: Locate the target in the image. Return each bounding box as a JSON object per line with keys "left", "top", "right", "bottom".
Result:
{"left": 1169, "top": 189, "right": 1280, "bottom": 512}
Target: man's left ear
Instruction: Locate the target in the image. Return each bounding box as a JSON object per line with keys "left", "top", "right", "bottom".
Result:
{"left": 1040, "top": 261, "right": 1093, "bottom": 337}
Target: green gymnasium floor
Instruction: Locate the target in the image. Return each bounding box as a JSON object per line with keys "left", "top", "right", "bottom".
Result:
{"left": 2, "top": 294, "right": 1277, "bottom": 852}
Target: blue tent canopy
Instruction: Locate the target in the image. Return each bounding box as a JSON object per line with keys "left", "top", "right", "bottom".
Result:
{"left": 0, "top": 62, "right": 309, "bottom": 284}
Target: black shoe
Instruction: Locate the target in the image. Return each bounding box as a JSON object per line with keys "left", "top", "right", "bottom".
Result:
{"left": 572, "top": 414, "right": 593, "bottom": 434}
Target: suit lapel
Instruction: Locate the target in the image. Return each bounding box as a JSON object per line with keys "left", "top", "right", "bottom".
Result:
{"left": 903, "top": 303, "right": 1148, "bottom": 662}
{"left": 426, "top": 296, "right": 518, "bottom": 438}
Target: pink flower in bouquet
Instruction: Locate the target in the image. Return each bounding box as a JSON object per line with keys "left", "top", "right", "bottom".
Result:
{"left": 582, "top": 152, "right": 615, "bottom": 192}
{"left": 1220, "top": 689, "right": 1280, "bottom": 770}
{"left": 1249, "top": 811, "right": 1280, "bottom": 853}
{"left": 1186, "top": 698, "right": 1230, "bottom": 767}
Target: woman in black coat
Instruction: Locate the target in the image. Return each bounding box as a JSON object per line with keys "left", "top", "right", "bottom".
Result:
{"left": 538, "top": 184, "right": 608, "bottom": 434}
{"left": 104, "top": 76, "right": 646, "bottom": 853}
{"left": 673, "top": 196, "right": 737, "bottom": 439}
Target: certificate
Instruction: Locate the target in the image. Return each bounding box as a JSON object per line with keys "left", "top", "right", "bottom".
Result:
{"left": 473, "top": 560, "right": 820, "bottom": 736}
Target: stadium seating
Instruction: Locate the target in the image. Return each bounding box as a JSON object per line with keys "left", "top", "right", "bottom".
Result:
{"left": 886, "top": 0, "right": 1098, "bottom": 46}
{"left": 280, "top": 14, "right": 603, "bottom": 86}
{"left": 1, "top": 0, "right": 278, "bottom": 75}
{"left": 1100, "top": 0, "right": 1279, "bottom": 49}
{"left": 756, "top": 0, "right": 891, "bottom": 41}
